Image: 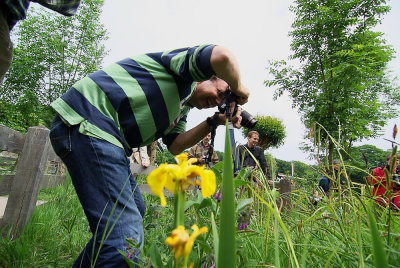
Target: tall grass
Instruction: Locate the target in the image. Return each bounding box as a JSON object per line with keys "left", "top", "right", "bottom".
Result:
{"left": 1, "top": 125, "right": 400, "bottom": 267}
{"left": 0, "top": 174, "right": 90, "bottom": 267}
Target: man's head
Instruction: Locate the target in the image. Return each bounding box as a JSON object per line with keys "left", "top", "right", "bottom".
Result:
{"left": 333, "top": 159, "right": 340, "bottom": 170}
{"left": 386, "top": 154, "right": 400, "bottom": 168}
{"left": 247, "top": 131, "right": 259, "bottom": 148}
{"left": 188, "top": 76, "right": 229, "bottom": 109}
{"left": 202, "top": 133, "right": 211, "bottom": 145}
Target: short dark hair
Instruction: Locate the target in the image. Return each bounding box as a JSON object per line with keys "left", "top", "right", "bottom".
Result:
{"left": 247, "top": 131, "right": 259, "bottom": 138}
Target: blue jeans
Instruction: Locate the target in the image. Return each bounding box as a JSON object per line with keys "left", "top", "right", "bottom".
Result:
{"left": 50, "top": 115, "right": 145, "bottom": 267}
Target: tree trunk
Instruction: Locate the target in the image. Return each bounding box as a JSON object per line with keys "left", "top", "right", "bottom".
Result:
{"left": 328, "top": 140, "right": 334, "bottom": 171}
{"left": 150, "top": 141, "right": 157, "bottom": 166}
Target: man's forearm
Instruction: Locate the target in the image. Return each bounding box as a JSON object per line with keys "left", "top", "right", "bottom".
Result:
{"left": 168, "top": 120, "right": 214, "bottom": 155}
{"left": 210, "top": 46, "right": 249, "bottom": 104}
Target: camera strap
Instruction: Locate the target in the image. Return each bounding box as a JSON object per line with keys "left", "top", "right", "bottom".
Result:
{"left": 206, "top": 112, "right": 219, "bottom": 167}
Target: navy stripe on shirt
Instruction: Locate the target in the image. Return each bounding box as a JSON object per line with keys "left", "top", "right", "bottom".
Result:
{"left": 158, "top": 47, "right": 191, "bottom": 68}
{"left": 146, "top": 52, "right": 193, "bottom": 101}
{"left": 60, "top": 87, "right": 131, "bottom": 154}
{"left": 88, "top": 70, "right": 143, "bottom": 147}
{"left": 116, "top": 58, "right": 170, "bottom": 139}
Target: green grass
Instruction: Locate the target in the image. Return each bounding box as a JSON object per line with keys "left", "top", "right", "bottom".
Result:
{"left": 1, "top": 171, "right": 399, "bottom": 267}
{"left": 0, "top": 175, "right": 90, "bottom": 267}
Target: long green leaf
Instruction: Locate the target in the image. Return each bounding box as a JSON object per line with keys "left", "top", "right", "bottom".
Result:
{"left": 367, "top": 201, "right": 388, "bottom": 268}
{"left": 211, "top": 212, "right": 219, "bottom": 265}
{"left": 149, "top": 242, "right": 164, "bottom": 268}
{"left": 236, "top": 198, "right": 254, "bottom": 212}
{"left": 217, "top": 122, "right": 236, "bottom": 268}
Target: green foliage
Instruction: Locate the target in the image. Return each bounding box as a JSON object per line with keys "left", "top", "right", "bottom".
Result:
{"left": 344, "top": 144, "right": 389, "bottom": 183}
{"left": 275, "top": 158, "right": 318, "bottom": 180}
{"left": 155, "top": 149, "right": 176, "bottom": 164}
{"left": 2, "top": 156, "right": 400, "bottom": 267}
{"left": 275, "top": 158, "right": 292, "bottom": 175}
{"left": 265, "top": 153, "right": 277, "bottom": 179}
{"left": 0, "top": 0, "right": 108, "bottom": 130}
{"left": 217, "top": 122, "right": 237, "bottom": 267}
{"left": 266, "top": 0, "right": 399, "bottom": 162}
{"left": 216, "top": 150, "right": 224, "bottom": 162}
{"left": 367, "top": 202, "right": 389, "bottom": 268}
{"left": 242, "top": 115, "right": 286, "bottom": 150}
{"left": 292, "top": 160, "right": 319, "bottom": 179}
{"left": 0, "top": 175, "right": 89, "bottom": 267}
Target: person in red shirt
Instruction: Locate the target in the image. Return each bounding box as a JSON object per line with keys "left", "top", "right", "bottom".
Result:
{"left": 368, "top": 154, "right": 400, "bottom": 210}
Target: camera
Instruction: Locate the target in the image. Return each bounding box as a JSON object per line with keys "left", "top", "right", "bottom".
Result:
{"left": 217, "top": 90, "right": 257, "bottom": 129}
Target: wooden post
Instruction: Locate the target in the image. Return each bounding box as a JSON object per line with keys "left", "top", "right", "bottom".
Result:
{"left": 291, "top": 162, "right": 294, "bottom": 177}
{"left": 279, "top": 178, "right": 292, "bottom": 211}
{"left": 0, "top": 124, "right": 25, "bottom": 153}
{"left": 1, "top": 126, "right": 50, "bottom": 237}
{"left": 150, "top": 141, "right": 157, "bottom": 166}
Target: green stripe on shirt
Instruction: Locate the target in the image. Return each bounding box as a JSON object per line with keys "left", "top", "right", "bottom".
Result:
{"left": 102, "top": 62, "right": 156, "bottom": 142}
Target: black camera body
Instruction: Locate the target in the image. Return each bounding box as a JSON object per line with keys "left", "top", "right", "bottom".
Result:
{"left": 217, "top": 90, "right": 257, "bottom": 129}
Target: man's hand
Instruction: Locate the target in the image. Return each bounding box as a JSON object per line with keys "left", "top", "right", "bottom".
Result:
{"left": 215, "top": 106, "right": 242, "bottom": 128}
{"left": 231, "top": 106, "right": 242, "bottom": 128}
{"left": 232, "top": 83, "right": 249, "bottom": 105}
{"left": 197, "top": 157, "right": 205, "bottom": 164}
{"left": 209, "top": 46, "right": 250, "bottom": 105}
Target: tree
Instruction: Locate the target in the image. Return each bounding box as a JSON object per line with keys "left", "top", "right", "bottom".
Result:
{"left": 266, "top": 0, "right": 399, "bottom": 165}
{"left": 0, "top": 0, "right": 108, "bottom": 130}
{"left": 292, "top": 160, "right": 319, "bottom": 179}
{"left": 241, "top": 115, "right": 286, "bottom": 150}
{"left": 344, "top": 144, "right": 389, "bottom": 183}
{"left": 275, "top": 158, "right": 292, "bottom": 175}
{"left": 265, "top": 153, "right": 277, "bottom": 179}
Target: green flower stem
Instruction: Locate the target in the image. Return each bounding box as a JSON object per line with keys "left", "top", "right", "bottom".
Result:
{"left": 174, "top": 183, "right": 186, "bottom": 227}
{"left": 183, "top": 255, "right": 189, "bottom": 268}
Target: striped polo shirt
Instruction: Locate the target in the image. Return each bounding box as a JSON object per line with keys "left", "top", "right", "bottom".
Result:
{"left": 51, "top": 44, "right": 216, "bottom": 154}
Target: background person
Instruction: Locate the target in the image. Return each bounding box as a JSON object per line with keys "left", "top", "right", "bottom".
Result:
{"left": 130, "top": 146, "right": 150, "bottom": 167}
{"left": 0, "top": 0, "right": 81, "bottom": 83}
{"left": 49, "top": 44, "right": 250, "bottom": 267}
{"left": 318, "top": 159, "right": 343, "bottom": 197}
{"left": 238, "top": 130, "right": 271, "bottom": 181}
{"left": 318, "top": 173, "right": 330, "bottom": 197}
{"left": 188, "top": 132, "right": 219, "bottom": 167}
{"left": 368, "top": 154, "right": 400, "bottom": 209}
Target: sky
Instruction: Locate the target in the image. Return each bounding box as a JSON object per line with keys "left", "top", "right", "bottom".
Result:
{"left": 99, "top": 0, "right": 400, "bottom": 164}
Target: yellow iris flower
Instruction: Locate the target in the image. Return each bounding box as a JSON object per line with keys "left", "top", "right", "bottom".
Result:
{"left": 165, "top": 224, "right": 208, "bottom": 263}
{"left": 147, "top": 153, "right": 216, "bottom": 206}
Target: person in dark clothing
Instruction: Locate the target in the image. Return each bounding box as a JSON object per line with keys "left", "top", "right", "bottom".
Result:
{"left": 318, "top": 175, "right": 330, "bottom": 196}
{"left": 238, "top": 131, "right": 271, "bottom": 180}
{"left": 318, "top": 159, "right": 344, "bottom": 197}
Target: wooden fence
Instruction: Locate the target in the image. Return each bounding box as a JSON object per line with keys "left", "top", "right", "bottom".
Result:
{"left": 0, "top": 124, "right": 65, "bottom": 237}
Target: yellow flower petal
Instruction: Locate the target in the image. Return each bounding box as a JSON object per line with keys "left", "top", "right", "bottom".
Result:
{"left": 146, "top": 166, "right": 168, "bottom": 206}
{"left": 184, "top": 165, "right": 204, "bottom": 179}
{"left": 175, "top": 153, "right": 188, "bottom": 166}
{"left": 183, "top": 224, "right": 208, "bottom": 257}
{"left": 165, "top": 225, "right": 189, "bottom": 260}
{"left": 188, "top": 157, "right": 198, "bottom": 165}
{"left": 165, "top": 175, "right": 176, "bottom": 194}
{"left": 200, "top": 170, "right": 216, "bottom": 198}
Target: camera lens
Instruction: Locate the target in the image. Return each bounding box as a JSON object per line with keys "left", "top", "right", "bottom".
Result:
{"left": 241, "top": 110, "right": 257, "bottom": 129}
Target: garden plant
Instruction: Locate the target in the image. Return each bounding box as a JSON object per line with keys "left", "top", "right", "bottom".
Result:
{"left": 0, "top": 122, "right": 399, "bottom": 267}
